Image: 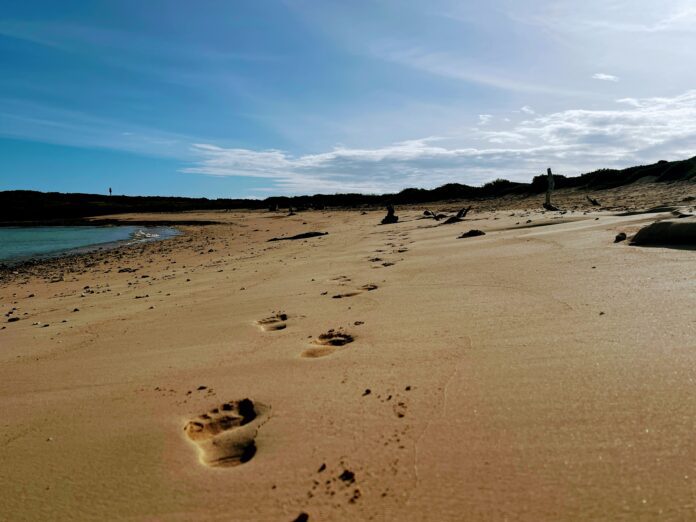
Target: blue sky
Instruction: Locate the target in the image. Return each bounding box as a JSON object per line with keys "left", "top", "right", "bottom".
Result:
{"left": 1, "top": 0, "right": 695, "bottom": 197}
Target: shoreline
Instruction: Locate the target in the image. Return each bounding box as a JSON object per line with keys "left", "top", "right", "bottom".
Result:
{"left": 0, "top": 225, "right": 182, "bottom": 270}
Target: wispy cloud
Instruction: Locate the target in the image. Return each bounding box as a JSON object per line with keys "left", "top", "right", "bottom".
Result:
{"left": 0, "top": 99, "right": 198, "bottom": 159}
{"left": 507, "top": 1, "right": 696, "bottom": 34}
{"left": 583, "top": 5, "right": 696, "bottom": 33}
{"left": 592, "top": 73, "right": 619, "bottom": 82}
{"left": 183, "top": 90, "right": 696, "bottom": 194}
{"left": 370, "top": 44, "right": 586, "bottom": 96}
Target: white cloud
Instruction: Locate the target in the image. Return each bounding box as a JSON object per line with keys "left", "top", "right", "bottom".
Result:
{"left": 616, "top": 98, "right": 642, "bottom": 107}
{"left": 183, "top": 90, "right": 696, "bottom": 194}
{"left": 592, "top": 73, "right": 619, "bottom": 82}
{"left": 478, "top": 114, "right": 493, "bottom": 125}
{"left": 520, "top": 105, "right": 535, "bottom": 114}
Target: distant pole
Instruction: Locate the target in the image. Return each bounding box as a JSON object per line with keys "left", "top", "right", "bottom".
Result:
{"left": 543, "top": 168, "right": 559, "bottom": 211}
{"left": 109, "top": 187, "right": 112, "bottom": 196}
{"left": 545, "top": 168, "right": 554, "bottom": 206}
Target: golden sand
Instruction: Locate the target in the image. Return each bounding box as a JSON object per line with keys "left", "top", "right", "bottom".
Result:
{"left": 1, "top": 183, "right": 695, "bottom": 520}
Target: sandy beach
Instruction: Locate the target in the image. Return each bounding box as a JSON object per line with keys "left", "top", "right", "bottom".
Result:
{"left": 1, "top": 183, "right": 695, "bottom": 521}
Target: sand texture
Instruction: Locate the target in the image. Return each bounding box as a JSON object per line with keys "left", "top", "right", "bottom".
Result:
{"left": 1, "top": 182, "right": 695, "bottom": 521}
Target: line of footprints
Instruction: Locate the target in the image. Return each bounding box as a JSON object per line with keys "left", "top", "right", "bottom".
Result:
{"left": 184, "top": 276, "right": 375, "bottom": 468}
{"left": 182, "top": 227, "right": 416, "bottom": 522}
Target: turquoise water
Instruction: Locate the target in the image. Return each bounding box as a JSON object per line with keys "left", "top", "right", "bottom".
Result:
{"left": 0, "top": 226, "right": 179, "bottom": 264}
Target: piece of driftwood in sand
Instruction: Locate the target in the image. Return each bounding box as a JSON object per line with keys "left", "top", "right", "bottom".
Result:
{"left": 543, "top": 168, "right": 560, "bottom": 211}
{"left": 381, "top": 204, "right": 398, "bottom": 224}
{"left": 586, "top": 195, "right": 601, "bottom": 206}
{"left": 442, "top": 206, "right": 472, "bottom": 225}
{"left": 267, "top": 231, "right": 328, "bottom": 242}
{"left": 424, "top": 209, "right": 447, "bottom": 220}
{"left": 458, "top": 229, "right": 486, "bottom": 239}
{"left": 630, "top": 218, "right": 696, "bottom": 247}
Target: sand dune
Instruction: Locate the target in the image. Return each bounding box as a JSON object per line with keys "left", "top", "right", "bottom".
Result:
{"left": 1, "top": 183, "right": 695, "bottom": 521}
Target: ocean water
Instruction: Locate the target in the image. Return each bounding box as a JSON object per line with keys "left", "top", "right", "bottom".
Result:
{"left": 0, "top": 226, "right": 179, "bottom": 264}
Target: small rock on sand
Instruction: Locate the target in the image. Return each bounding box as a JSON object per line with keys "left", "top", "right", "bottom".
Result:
{"left": 458, "top": 230, "right": 486, "bottom": 239}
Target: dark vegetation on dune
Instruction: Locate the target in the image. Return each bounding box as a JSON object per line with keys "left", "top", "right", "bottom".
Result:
{"left": 1, "top": 156, "right": 695, "bottom": 224}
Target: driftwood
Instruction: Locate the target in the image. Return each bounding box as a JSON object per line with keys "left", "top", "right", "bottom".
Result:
{"left": 267, "top": 231, "right": 328, "bottom": 242}
{"left": 441, "top": 206, "right": 472, "bottom": 225}
{"left": 424, "top": 208, "right": 448, "bottom": 220}
{"left": 381, "top": 204, "right": 398, "bottom": 224}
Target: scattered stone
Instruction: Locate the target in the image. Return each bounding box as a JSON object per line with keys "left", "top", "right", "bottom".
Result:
{"left": 614, "top": 232, "right": 627, "bottom": 243}
{"left": 458, "top": 230, "right": 486, "bottom": 239}
{"left": 339, "top": 470, "right": 355, "bottom": 483}
{"left": 362, "top": 389, "right": 371, "bottom": 396}
{"left": 317, "top": 463, "right": 326, "bottom": 473}
{"left": 8, "top": 317, "right": 19, "bottom": 323}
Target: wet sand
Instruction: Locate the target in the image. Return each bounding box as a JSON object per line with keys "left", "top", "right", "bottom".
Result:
{"left": 1, "top": 182, "right": 695, "bottom": 521}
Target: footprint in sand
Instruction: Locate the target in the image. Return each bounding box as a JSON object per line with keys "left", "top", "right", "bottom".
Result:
{"left": 183, "top": 398, "right": 268, "bottom": 467}
{"left": 302, "top": 329, "right": 354, "bottom": 358}
{"left": 256, "top": 312, "right": 288, "bottom": 331}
